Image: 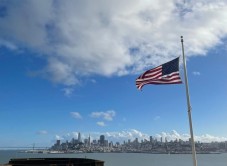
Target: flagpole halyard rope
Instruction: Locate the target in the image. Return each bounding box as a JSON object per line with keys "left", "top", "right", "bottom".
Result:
{"left": 181, "top": 36, "right": 197, "bottom": 166}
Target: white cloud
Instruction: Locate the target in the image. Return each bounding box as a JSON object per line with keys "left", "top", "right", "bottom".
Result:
{"left": 90, "top": 110, "right": 116, "bottom": 121}
{"left": 55, "top": 135, "right": 64, "bottom": 140}
{"left": 97, "top": 121, "right": 106, "bottom": 127}
{"left": 156, "top": 130, "right": 189, "bottom": 141}
{"left": 92, "top": 129, "right": 148, "bottom": 142}
{"left": 195, "top": 134, "right": 227, "bottom": 143}
{"left": 1, "top": 0, "right": 227, "bottom": 88}
{"left": 70, "top": 112, "right": 82, "bottom": 119}
{"left": 62, "top": 87, "right": 74, "bottom": 97}
{"left": 0, "top": 39, "right": 17, "bottom": 50}
{"left": 192, "top": 71, "right": 201, "bottom": 76}
{"left": 156, "top": 130, "right": 227, "bottom": 143}
{"left": 54, "top": 129, "right": 227, "bottom": 143}
{"left": 37, "top": 130, "right": 48, "bottom": 135}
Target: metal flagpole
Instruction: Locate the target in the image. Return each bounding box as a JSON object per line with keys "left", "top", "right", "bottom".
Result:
{"left": 181, "top": 36, "right": 197, "bottom": 166}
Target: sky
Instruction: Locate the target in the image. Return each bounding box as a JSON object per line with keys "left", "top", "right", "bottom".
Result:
{"left": 0, "top": 0, "right": 227, "bottom": 147}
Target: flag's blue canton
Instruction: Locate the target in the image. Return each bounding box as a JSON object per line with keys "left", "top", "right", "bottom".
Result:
{"left": 162, "top": 57, "right": 179, "bottom": 75}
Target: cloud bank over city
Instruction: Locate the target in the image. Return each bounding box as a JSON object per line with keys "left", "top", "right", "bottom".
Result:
{"left": 0, "top": 0, "right": 227, "bottom": 88}
{"left": 54, "top": 129, "right": 227, "bottom": 144}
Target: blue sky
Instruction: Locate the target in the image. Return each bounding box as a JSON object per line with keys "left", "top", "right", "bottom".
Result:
{"left": 0, "top": 0, "right": 227, "bottom": 147}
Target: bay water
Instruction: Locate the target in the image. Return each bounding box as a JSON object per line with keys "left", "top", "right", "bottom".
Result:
{"left": 0, "top": 150, "right": 226, "bottom": 166}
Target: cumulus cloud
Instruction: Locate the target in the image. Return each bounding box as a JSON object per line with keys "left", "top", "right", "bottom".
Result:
{"left": 102, "top": 130, "right": 227, "bottom": 143}
{"left": 156, "top": 130, "right": 189, "bottom": 141}
{"left": 195, "top": 134, "right": 227, "bottom": 143}
{"left": 90, "top": 110, "right": 116, "bottom": 121}
{"left": 54, "top": 129, "right": 227, "bottom": 143}
{"left": 0, "top": 0, "right": 227, "bottom": 88}
{"left": 55, "top": 135, "right": 64, "bottom": 140}
{"left": 70, "top": 112, "right": 82, "bottom": 119}
{"left": 97, "top": 121, "right": 106, "bottom": 127}
{"left": 55, "top": 129, "right": 149, "bottom": 142}
{"left": 156, "top": 130, "right": 227, "bottom": 143}
{"left": 89, "top": 129, "right": 147, "bottom": 142}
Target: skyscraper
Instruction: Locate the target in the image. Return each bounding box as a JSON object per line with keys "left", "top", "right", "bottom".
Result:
{"left": 78, "top": 132, "right": 81, "bottom": 143}
{"left": 88, "top": 134, "right": 91, "bottom": 146}
{"left": 150, "top": 136, "right": 153, "bottom": 143}
{"left": 100, "top": 135, "right": 105, "bottom": 146}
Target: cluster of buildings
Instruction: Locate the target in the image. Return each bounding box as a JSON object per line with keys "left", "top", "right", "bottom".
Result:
{"left": 51, "top": 133, "right": 109, "bottom": 152}
{"left": 50, "top": 132, "right": 227, "bottom": 154}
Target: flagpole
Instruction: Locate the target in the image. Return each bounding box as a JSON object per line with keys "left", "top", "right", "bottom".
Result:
{"left": 181, "top": 36, "right": 197, "bottom": 166}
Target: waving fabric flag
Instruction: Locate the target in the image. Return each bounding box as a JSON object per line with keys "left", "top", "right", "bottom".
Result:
{"left": 136, "top": 57, "right": 182, "bottom": 90}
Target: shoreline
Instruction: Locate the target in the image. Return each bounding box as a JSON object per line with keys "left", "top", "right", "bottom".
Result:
{"left": 18, "top": 150, "right": 223, "bottom": 155}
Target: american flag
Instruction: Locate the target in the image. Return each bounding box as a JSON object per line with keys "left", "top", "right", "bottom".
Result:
{"left": 136, "top": 57, "right": 182, "bottom": 90}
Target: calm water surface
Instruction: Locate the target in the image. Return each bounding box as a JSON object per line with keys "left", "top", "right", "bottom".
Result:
{"left": 0, "top": 150, "right": 227, "bottom": 166}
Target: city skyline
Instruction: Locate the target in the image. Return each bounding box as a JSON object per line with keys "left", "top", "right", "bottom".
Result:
{"left": 0, "top": 0, "right": 227, "bottom": 147}
{"left": 50, "top": 131, "right": 227, "bottom": 154}
{"left": 52, "top": 131, "right": 227, "bottom": 146}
